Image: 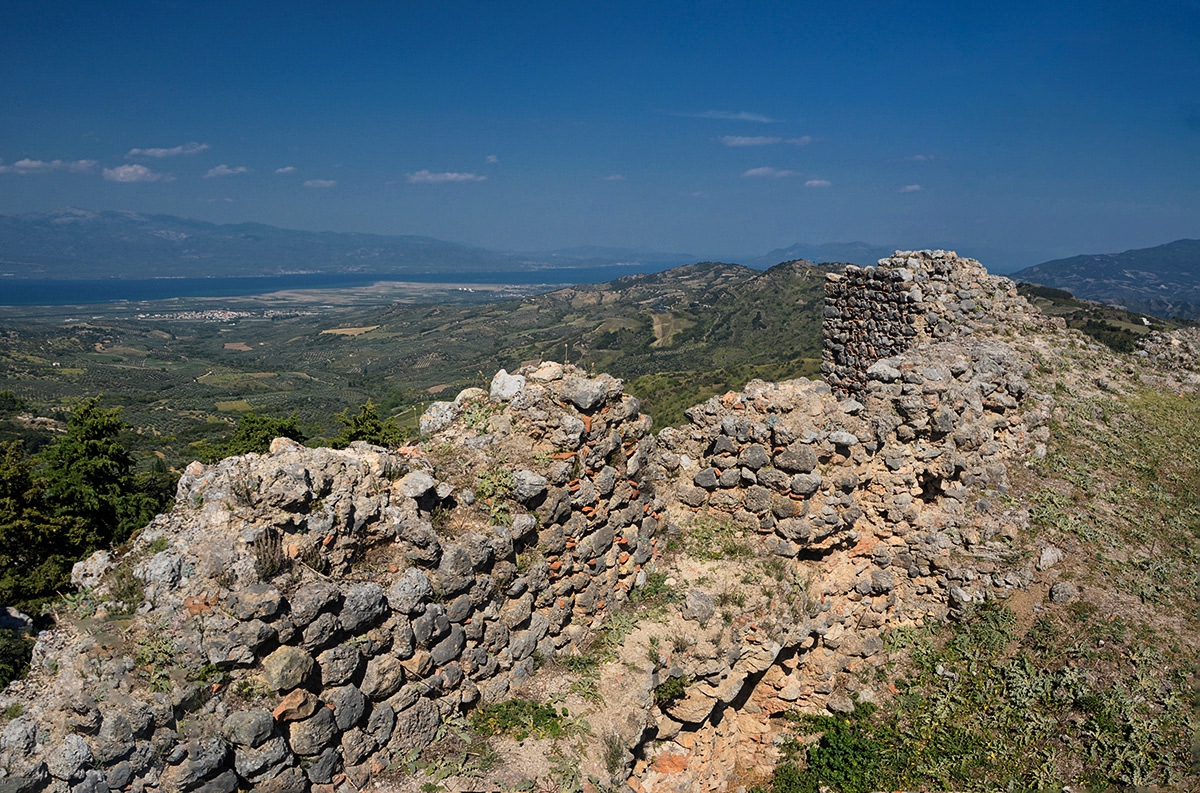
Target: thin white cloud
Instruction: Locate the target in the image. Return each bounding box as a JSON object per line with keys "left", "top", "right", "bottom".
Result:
{"left": 805, "top": 179, "right": 831, "bottom": 188}
{"left": 303, "top": 179, "right": 337, "bottom": 188}
{"left": 0, "top": 158, "right": 98, "bottom": 174}
{"left": 906, "top": 154, "right": 935, "bottom": 162}
{"left": 720, "top": 136, "right": 782, "bottom": 147}
{"left": 485, "top": 155, "right": 499, "bottom": 164}
{"left": 743, "top": 167, "right": 798, "bottom": 178}
{"left": 684, "top": 110, "right": 776, "bottom": 123}
{"left": 600, "top": 174, "right": 626, "bottom": 182}
{"left": 720, "top": 134, "right": 811, "bottom": 147}
{"left": 103, "top": 164, "right": 172, "bottom": 182}
{"left": 127, "top": 142, "right": 209, "bottom": 158}
{"left": 204, "top": 164, "right": 249, "bottom": 178}
{"left": 898, "top": 184, "right": 922, "bottom": 193}
{"left": 275, "top": 166, "right": 296, "bottom": 174}
{"left": 406, "top": 170, "right": 486, "bottom": 184}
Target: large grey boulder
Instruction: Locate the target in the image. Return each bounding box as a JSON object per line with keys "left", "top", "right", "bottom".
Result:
{"left": 46, "top": 734, "right": 93, "bottom": 782}
{"left": 490, "top": 369, "right": 526, "bottom": 402}
{"left": 223, "top": 710, "right": 274, "bottom": 748}
{"left": 511, "top": 470, "right": 548, "bottom": 503}
{"left": 261, "top": 646, "right": 316, "bottom": 692}
{"left": 386, "top": 568, "right": 433, "bottom": 614}
{"left": 560, "top": 376, "right": 608, "bottom": 411}
{"left": 339, "top": 582, "right": 388, "bottom": 633}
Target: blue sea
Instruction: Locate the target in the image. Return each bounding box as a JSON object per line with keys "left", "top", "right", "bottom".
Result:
{"left": 0, "top": 265, "right": 674, "bottom": 306}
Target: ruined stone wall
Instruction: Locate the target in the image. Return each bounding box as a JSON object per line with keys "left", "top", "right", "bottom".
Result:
{"left": 821, "top": 250, "right": 1040, "bottom": 395}
{"left": 0, "top": 253, "right": 1068, "bottom": 793}
{"left": 635, "top": 256, "right": 1055, "bottom": 792}
{"left": 0, "top": 363, "right": 662, "bottom": 793}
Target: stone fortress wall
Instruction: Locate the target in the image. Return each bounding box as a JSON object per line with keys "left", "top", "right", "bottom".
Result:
{"left": 821, "top": 250, "right": 1041, "bottom": 395}
{"left": 0, "top": 251, "right": 1064, "bottom": 793}
{"left": 0, "top": 363, "right": 665, "bottom": 793}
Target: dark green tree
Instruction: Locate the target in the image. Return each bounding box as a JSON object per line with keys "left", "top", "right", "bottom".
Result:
{"left": 332, "top": 400, "right": 408, "bottom": 448}
{"left": 0, "top": 390, "right": 26, "bottom": 416}
{"left": 201, "top": 410, "right": 307, "bottom": 462}
{"left": 0, "top": 440, "right": 73, "bottom": 607}
{"left": 38, "top": 397, "right": 159, "bottom": 550}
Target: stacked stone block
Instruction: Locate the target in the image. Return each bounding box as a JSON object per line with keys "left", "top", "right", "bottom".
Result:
{"left": 822, "top": 249, "right": 1040, "bottom": 395}
{"left": 0, "top": 363, "right": 660, "bottom": 793}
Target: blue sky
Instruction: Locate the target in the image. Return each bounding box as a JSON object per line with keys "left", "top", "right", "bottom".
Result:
{"left": 1, "top": 1, "right": 1198, "bottom": 270}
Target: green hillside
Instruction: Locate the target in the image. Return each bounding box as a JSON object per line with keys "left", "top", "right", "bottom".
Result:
{"left": 1013, "top": 239, "right": 1200, "bottom": 319}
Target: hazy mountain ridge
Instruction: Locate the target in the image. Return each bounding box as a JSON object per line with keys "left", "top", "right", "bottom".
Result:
{"left": 0, "top": 208, "right": 532, "bottom": 279}
{"left": 0, "top": 210, "right": 710, "bottom": 281}
{"left": 0, "top": 208, "right": 887, "bottom": 281}
{"left": 1013, "top": 238, "right": 1200, "bottom": 318}
{"left": 747, "top": 241, "right": 897, "bottom": 268}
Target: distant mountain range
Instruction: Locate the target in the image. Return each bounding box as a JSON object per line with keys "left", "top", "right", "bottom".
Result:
{"left": 0, "top": 209, "right": 702, "bottom": 281}
{"left": 0, "top": 208, "right": 890, "bottom": 281}
{"left": 1012, "top": 239, "right": 1200, "bottom": 319}
{"left": 5, "top": 209, "right": 1194, "bottom": 317}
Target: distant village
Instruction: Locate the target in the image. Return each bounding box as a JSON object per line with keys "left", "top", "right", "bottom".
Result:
{"left": 134, "top": 308, "right": 315, "bottom": 321}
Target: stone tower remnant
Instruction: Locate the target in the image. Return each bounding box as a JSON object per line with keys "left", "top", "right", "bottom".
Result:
{"left": 821, "top": 250, "right": 1030, "bottom": 395}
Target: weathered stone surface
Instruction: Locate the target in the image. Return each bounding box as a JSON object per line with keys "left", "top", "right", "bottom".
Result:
{"left": 233, "top": 736, "right": 290, "bottom": 780}
{"left": 389, "top": 698, "right": 441, "bottom": 753}
{"left": 681, "top": 590, "right": 715, "bottom": 623}
{"left": 693, "top": 468, "right": 718, "bottom": 489}
{"left": 737, "top": 444, "right": 770, "bottom": 470}
{"left": 387, "top": 568, "right": 433, "bottom": 614}
{"left": 412, "top": 603, "right": 450, "bottom": 645}
{"left": 63, "top": 693, "right": 101, "bottom": 734}
{"left": 192, "top": 769, "right": 238, "bottom": 793}
{"left": 666, "top": 689, "right": 718, "bottom": 724}
{"left": 1037, "top": 546, "right": 1064, "bottom": 571}
{"left": 431, "top": 624, "right": 466, "bottom": 666}
{"left": 560, "top": 376, "right": 608, "bottom": 410}
{"left": 828, "top": 430, "right": 859, "bottom": 446}
{"left": 223, "top": 710, "right": 274, "bottom": 747}
{"left": 71, "top": 550, "right": 113, "bottom": 590}
{"left": 789, "top": 472, "right": 822, "bottom": 496}
{"left": 435, "top": 545, "right": 475, "bottom": 595}
{"left": 775, "top": 444, "right": 818, "bottom": 473}
{"left": 1049, "top": 582, "right": 1078, "bottom": 603}
{"left": 288, "top": 581, "right": 340, "bottom": 628}
{"left": 339, "top": 582, "right": 388, "bottom": 632}
{"left": 261, "top": 646, "right": 316, "bottom": 692}
{"left": 272, "top": 689, "right": 318, "bottom": 722}
{"left": 324, "top": 684, "right": 367, "bottom": 732}
{"left": 46, "top": 734, "right": 93, "bottom": 782}
{"left": 511, "top": 469, "right": 548, "bottom": 502}
{"left": 254, "top": 766, "right": 308, "bottom": 793}
{"left": 288, "top": 708, "right": 338, "bottom": 756}
{"left": 360, "top": 655, "right": 406, "bottom": 700}
{"left": 316, "top": 644, "right": 362, "bottom": 687}
{"left": 490, "top": 369, "right": 526, "bottom": 402}
{"left": 230, "top": 584, "right": 283, "bottom": 621}
{"left": 160, "top": 739, "right": 230, "bottom": 793}
{"left": 397, "top": 471, "right": 436, "bottom": 499}
{"left": 340, "top": 727, "right": 376, "bottom": 767}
